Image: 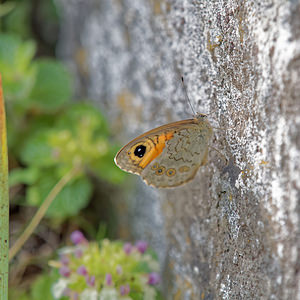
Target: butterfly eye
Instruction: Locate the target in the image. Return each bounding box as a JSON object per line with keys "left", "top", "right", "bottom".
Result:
{"left": 134, "top": 145, "right": 146, "bottom": 158}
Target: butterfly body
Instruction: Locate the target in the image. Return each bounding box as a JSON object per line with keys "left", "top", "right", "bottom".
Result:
{"left": 114, "top": 113, "right": 213, "bottom": 188}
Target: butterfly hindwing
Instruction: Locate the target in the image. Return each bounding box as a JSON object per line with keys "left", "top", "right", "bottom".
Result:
{"left": 114, "top": 115, "right": 213, "bottom": 188}
{"left": 141, "top": 124, "right": 210, "bottom": 187}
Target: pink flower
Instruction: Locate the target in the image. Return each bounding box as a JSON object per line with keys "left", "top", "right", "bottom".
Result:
{"left": 70, "top": 230, "right": 87, "bottom": 245}
{"left": 123, "top": 242, "right": 133, "bottom": 255}
{"left": 148, "top": 272, "right": 160, "bottom": 285}
{"left": 74, "top": 248, "right": 83, "bottom": 258}
{"left": 105, "top": 273, "right": 112, "bottom": 285}
{"left": 116, "top": 265, "right": 123, "bottom": 275}
{"left": 59, "top": 266, "right": 71, "bottom": 277}
{"left": 63, "top": 288, "right": 71, "bottom": 296}
{"left": 60, "top": 254, "right": 69, "bottom": 266}
{"left": 63, "top": 288, "right": 79, "bottom": 299}
{"left": 71, "top": 292, "right": 79, "bottom": 300}
{"left": 77, "top": 265, "right": 88, "bottom": 276}
{"left": 87, "top": 275, "right": 95, "bottom": 287}
{"left": 120, "top": 284, "right": 130, "bottom": 295}
{"left": 135, "top": 240, "right": 148, "bottom": 254}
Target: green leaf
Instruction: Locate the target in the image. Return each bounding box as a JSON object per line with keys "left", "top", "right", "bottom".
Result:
{"left": 133, "top": 261, "right": 152, "bottom": 273}
{"left": 2, "top": 1, "right": 31, "bottom": 38}
{"left": 155, "top": 291, "right": 165, "bottom": 300}
{"left": 146, "top": 248, "right": 159, "bottom": 262}
{"left": 29, "top": 59, "right": 72, "bottom": 112}
{"left": 8, "top": 113, "right": 57, "bottom": 156}
{"left": 56, "top": 102, "right": 109, "bottom": 136}
{"left": 91, "top": 145, "right": 126, "bottom": 184}
{"left": 0, "top": 33, "right": 36, "bottom": 102}
{"left": 8, "top": 290, "right": 31, "bottom": 300}
{"left": 0, "top": 2, "right": 16, "bottom": 18}
{"left": 26, "top": 173, "right": 92, "bottom": 219}
{"left": 20, "top": 129, "right": 57, "bottom": 167}
{"left": 26, "top": 184, "right": 41, "bottom": 206}
{"left": 47, "top": 176, "right": 92, "bottom": 218}
{"left": 9, "top": 167, "right": 40, "bottom": 186}
{"left": 31, "top": 274, "right": 56, "bottom": 300}
{"left": 9, "top": 272, "right": 59, "bottom": 300}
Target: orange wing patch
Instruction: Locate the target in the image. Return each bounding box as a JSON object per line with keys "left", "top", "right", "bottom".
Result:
{"left": 139, "top": 131, "right": 174, "bottom": 168}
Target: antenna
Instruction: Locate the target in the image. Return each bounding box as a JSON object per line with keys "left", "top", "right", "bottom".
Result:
{"left": 181, "top": 76, "right": 196, "bottom": 116}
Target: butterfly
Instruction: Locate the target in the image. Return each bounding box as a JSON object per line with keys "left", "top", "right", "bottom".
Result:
{"left": 114, "top": 112, "right": 213, "bottom": 188}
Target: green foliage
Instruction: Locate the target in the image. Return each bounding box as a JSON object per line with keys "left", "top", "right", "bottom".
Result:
{"left": 0, "top": 36, "right": 71, "bottom": 112}
{"left": 1, "top": 32, "right": 125, "bottom": 219}
{"left": 29, "top": 59, "right": 72, "bottom": 111}
{"left": 4, "top": 2, "right": 130, "bottom": 300}
{"left": 1, "top": 1, "right": 30, "bottom": 37}
{"left": 2, "top": 0, "right": 59, "bottom": 41}
{"left": 0, "top": 2, "right": 16, "bottom": 19}
{"left": 31, "top": 273, "right": 57, "bottom": 300}
{"left": 27, "top": 175, "right": 93, "bottom": 218}
{"left": 9, "top": 272, "right": 58, "bottom": 300}
{"left": 9, "top": 166, "right": 40, "bottom": 186}
{"left": 0, "top": 33, "right": 36, "bottom": 104}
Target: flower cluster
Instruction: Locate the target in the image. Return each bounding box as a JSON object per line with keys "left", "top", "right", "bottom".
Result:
{"left": 50, "top": 231, "right": 161, "bottom": 299}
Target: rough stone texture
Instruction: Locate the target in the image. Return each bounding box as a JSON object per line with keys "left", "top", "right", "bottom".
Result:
{"left": 57, "top": 0, "right": 300, "bottom": 299}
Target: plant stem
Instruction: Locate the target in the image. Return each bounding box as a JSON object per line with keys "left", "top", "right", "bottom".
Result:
{"left": 0, "top": 74, "right": 9, "bottom": 300}
{"left": 9, "top": 167, "right": 78, "bottom": 261}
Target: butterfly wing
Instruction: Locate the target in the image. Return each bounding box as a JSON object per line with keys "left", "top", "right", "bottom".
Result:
{"left": 114, "top": 117, "right": 213, "bottom": 188}
{"left": 141, "top": 123, "right": 211, "bottom": 187}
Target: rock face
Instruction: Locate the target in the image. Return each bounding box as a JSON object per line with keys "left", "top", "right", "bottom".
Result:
{"left": 57, "top": 0, "right": 300, "bottom": 298}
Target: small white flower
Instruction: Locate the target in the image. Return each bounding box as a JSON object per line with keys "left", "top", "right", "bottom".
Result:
{"left": 52, "top": 278, "right": 69, "bottom": 299}
{"left": 99, "top": 287, "right": 119, "bottom": 300}
{"left": 144, "top": 286, "right": 156, "bottom": 300}
{"left": 80, "top": 289, "right": 99, "bottom": 300}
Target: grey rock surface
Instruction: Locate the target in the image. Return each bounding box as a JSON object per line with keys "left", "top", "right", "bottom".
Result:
{"left": 57, "top": 0, "right": 300, "bottom": 299}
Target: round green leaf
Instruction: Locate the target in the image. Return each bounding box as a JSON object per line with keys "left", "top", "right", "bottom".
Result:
{"left": 26, "top": 172, "right": 92, "bottom": 219}
{"left": 20, "top": 129, "right": 57, "bottom": 167}
{"left": 0, "top": 33, "right": 36, "bottom": 102}
{"left": 29, "top": 59, "right": 72, "bottom": 111}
